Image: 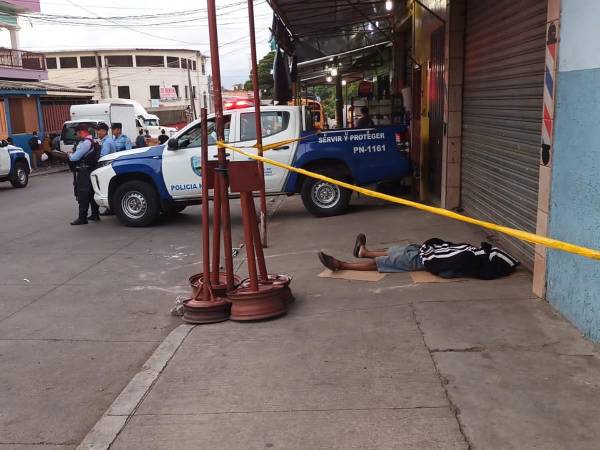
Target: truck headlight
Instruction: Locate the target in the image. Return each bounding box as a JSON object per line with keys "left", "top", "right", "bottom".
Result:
{"left": 96, "top": 160, "right": 113, "bottom": 168}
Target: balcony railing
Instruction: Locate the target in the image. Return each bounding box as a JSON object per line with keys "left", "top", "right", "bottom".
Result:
{"left": 0, "top": 48, "right": 46, "bottom": 71}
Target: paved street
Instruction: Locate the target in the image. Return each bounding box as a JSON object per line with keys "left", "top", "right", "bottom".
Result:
{"left": 0, "top": 172, "right": 248, "bottom": 448}
{"left": 4, "top": 173, "right": 600, "bottom": 449}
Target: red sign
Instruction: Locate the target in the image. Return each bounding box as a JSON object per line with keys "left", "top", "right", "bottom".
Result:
{"left": 160, "top": 87, "right": 177, "bottom": 100}
{"left": 358, "top": 81, "right": 374, "bottom": 97}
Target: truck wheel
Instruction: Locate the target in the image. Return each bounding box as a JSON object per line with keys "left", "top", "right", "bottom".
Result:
{"left": 163, "top": 204, "right": 187, "bottom": 215}
{"left": 301, "top": 172, "right": 352, "bottom": 217}
{"left": 10, "top": 161, "right": 28, "bottom": 188}
{"left": 114, "top": 180, "right": 160, "bottom": 227}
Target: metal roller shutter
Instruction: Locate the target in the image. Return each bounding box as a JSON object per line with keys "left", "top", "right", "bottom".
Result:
{"left": 461, "top": 0, "right": 547, "bottom": 268}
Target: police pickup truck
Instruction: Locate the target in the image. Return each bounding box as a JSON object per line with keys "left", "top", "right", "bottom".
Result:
{"left": 92, "top": 106, "right": 410, "bottom": 227}
{"left": 0, "top": 140, "right": 31, "bottom": 188}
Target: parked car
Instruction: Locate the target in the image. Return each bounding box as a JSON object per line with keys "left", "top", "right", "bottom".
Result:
{"left": 91, "top": 105, "right": 410, "bottom": 226}
{"left": 0, "top": 140, "right": 31, "bottom": 188}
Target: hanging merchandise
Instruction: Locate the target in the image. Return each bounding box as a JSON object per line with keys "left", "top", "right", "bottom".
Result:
{"left": 272, "top": 46, "right": 292, "bottom": 104}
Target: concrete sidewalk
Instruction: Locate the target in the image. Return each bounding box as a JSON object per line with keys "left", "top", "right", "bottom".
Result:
{"left": 94, "top": 196, "right": 600, "bottom": 449}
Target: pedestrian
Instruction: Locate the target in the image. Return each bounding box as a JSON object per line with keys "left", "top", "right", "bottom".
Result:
{"left": 52, "top": 133, "right": 61, "bottom": 151}
{"left": 158, "top": 128, "right": 169, "bottom": 145}
{"left": 68, "top": 124, "right": 100, "bottom": 225}
{"left": 135, "top": 129, "right": 146, "bottom": 148}
{"left": 112, "top": 123, "right": 132, "bottom": 151}
{"left": 356, "top": 106, "right": 375, "bottom": 128}
{"left": 28, "top": 131, "right": 43, "bottom": 169}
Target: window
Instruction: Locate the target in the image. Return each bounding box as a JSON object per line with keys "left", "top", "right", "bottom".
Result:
{"left": 105, "top": 55, "right": 133, "bottom": 67}
{"left": 149, "top": 85, "right": 160, "bottom": 100}
{"left": 167, "top": 56, "right": 179, "bottom": 68}
{"left": 240, "top": 111, "right": 290, "bottom": 141}
{"left": 46, "top": 57, "right": 57, "bottom": 69}
{"left": 192, "top": 86, "right": 196, "bottom": 99}
{"left": 203, "top": 92, "right": 207, "bottom": 108}
{"left": 185, "top": 86, "right": 189, "bottom": 99}
{"left": 176, "top": 115, "right": 231, "bottom": 148}
{"left": 80, "top": 56, "right": 97, "bottom": 68}
{"left": 201, "top": 60, "right": 206, "bottom": 75}
{"left": 192, "top": 60, "right": 196, "bottom": 71}
{"left": 59, "top": 57, "right": 78, "bottom": 69}
{"left": 118, "top": 86, "right": 131, "bottom": 99}
{"left": 181, "top": 58, "right": 188, "bottom": 69}
{"left": 136, "top": 55, "right": 165, "bottom": 67}
{"left": 172, "top": 85, "right": 179, "bottom": 98}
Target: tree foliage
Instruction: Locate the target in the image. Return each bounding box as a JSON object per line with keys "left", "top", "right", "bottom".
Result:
{"left": 244, "top": 51, "right": 276, "bottom": 97}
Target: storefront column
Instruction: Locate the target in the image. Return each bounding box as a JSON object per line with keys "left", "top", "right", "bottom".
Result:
{"left": 441, "top": 0, "right": 465, "bottom": 210}
{"left": 533, "top": 0, "right": 561, "bottom": 297}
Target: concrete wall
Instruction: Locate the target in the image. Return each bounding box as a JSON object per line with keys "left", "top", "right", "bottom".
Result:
{"left": 546, "top": 0, "right": 600, "bottom": 341}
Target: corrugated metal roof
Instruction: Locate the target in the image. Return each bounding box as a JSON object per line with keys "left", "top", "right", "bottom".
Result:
{"left": 0, "top": 79, "right": 93, "bottom": 94}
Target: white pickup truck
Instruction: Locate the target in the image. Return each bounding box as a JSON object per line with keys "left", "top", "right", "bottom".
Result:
{"left": 91, "top": 106, "right": 410, "bottom": 226}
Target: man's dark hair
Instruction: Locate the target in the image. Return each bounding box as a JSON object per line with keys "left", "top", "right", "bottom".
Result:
{"left": 360, "top": 106, "right": 369, "bottom": 116}
{"left": 97, "top": 122, "right": 109, "bottom": 131}
{"left": 138, "top": 129, "right": 144, "bottom": 135}
{"left": 32, "top": 131, "right": 38, "bottom": 136}
{"left": 161, "top": 129, "right": 166, "bottom": 134}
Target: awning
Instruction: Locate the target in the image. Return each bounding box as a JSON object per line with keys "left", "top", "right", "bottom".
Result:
{"left": 267, "top": 0, "right": 398, "bottom": 62}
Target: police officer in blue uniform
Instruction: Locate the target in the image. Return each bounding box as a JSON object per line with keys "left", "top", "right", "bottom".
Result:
{"left": 68, "top": 124, "right": 100, "bottom": 225}
{"left": 111, "top": 122, "right": 132, "bottom": 151}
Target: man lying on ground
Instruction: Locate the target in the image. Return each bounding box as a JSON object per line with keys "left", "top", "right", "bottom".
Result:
{"left": 318, "top": 234, "right": 519, "bottom": 280}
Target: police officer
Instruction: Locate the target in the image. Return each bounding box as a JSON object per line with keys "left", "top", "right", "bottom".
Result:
{"left": 111, "top": 122, "right": 132, "bottom": 151}
{"left": 98, "top": 122, "right": 117, "bottom": 156}
{"left": 68, "top": 124, "right": 100, "bottom": 225}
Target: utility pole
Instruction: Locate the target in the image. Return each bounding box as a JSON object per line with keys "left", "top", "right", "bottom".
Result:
{"left": 105, "top": 57, "right": 112, "bottom": 98}
{"left": 187, "top": 64, "right": 197, "bottom": 120}
{"left": 95, "top": 52, "right": 104, "bottom": 99}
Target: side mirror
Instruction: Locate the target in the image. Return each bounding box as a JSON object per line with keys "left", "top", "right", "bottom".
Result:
{"left": 167, "top": 138, "right": 179, "bottom": 150}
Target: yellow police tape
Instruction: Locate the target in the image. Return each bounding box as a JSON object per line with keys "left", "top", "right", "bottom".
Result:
{"left": 217, "top": 140, "right": 600, "bottom": 261}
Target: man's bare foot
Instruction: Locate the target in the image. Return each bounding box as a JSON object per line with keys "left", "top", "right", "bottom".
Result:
{"left": 318, "top": 251, "right": 340, "bottom": 271}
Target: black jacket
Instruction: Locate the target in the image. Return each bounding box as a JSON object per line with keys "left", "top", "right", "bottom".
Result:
{"left": 419, "top": 238, "right": 519, "bottom": 280}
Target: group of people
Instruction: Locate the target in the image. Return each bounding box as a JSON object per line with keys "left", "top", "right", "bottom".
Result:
{"left": 67, "top": 123, "right": 172, "bottom": 225}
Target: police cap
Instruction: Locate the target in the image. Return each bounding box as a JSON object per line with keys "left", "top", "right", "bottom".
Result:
{"left": 76, "top": 123, "right": 89, "bottom": 132}
{"left": 111, "top": 122, "right": 122, "bottom": 130}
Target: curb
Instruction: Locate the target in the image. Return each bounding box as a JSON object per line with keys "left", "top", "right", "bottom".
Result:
{"left": 77, "top": 324, "right": 194, "bottom": 450}
{"left": 30, "top": 167, "right": 70, "bottom": 178}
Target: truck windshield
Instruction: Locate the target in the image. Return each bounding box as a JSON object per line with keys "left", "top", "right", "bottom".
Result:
{"left": 144, "top": 119, "right": 159, "bottom": 126}
{"left": 61, "top": 122, "right": 97, "bottom": 145}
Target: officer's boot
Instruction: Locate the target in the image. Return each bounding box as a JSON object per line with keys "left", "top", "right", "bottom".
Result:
{"left": 70, "top": 216, "right": 88, "bottom": 225}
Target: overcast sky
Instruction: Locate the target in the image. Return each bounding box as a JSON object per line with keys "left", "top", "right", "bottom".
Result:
{"left": 1, "top": 0, "right": 273, "bottom": 88}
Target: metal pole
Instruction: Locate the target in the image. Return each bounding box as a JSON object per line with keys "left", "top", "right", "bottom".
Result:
{"left": 207, "top": 0, "right": 235, "bottom": 290}
{"left": 200, "top": 108, "right": 211, "bottom": 299}
{"left": 104, "top": 58, "right": 112, "bottom": 98}
{"left": 188, "top": 64, "right": 198, "bottom": 120}
{"left": 335, "top": 73, "right": 343, "bottom": 128}
{"left": 240, "top": 192, "right": 259, "bottom": 291}
{"left": 247, "top": 0, "right": 269, "bottom": 247}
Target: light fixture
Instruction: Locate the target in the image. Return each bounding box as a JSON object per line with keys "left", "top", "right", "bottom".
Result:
{"left": 342, "top": 80, "right": 347, "bottom": 86}
{"left": 330, "top": 67, "right": 338, "bottom": 77}
{"left": 385, "top": 0, "right": 393, "bottom": 11}
{"left": 326, "top": 75, "right": 333, "bottom": 82}
{"left": 375, "top": 20, "right": 379, "bottom": 27}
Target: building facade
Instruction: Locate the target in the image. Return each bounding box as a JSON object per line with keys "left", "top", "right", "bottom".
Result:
{"left": 44, "top": 48, "right": 211, "bottom": 125}
{"left": 402, "top": 0, "right": 600, "bottom": 341}
{"left": 269, "top": 0, "right": 600, "bottom": 341}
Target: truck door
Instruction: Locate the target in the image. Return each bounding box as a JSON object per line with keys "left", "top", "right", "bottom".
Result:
{"left": 110, "top": 105, "right": 137, "bottom": 142}
{"left": 161, "top": 115, "right": 232, "bottom": 199}
{"left": 0, "top": 144, "right": 10, "bottom": 176}
{"left": 234, "top": 110, "right": 297, "bottom": 192}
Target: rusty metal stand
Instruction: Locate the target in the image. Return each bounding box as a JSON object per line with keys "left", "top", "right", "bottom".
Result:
{"left": 183, "top": 108, "right": 229, "bottom": 324}
{"left": 226, "top": 162, "right": 289, "bottom": 321}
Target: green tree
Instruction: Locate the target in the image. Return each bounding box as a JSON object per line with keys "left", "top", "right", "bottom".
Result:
{"left": 244, "top": 51, "right": 276, "bottom": 98}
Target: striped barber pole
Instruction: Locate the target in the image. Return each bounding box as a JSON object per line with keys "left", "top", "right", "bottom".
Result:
{"left": 541, "top": 21, "right": 558, "bottom": 166}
